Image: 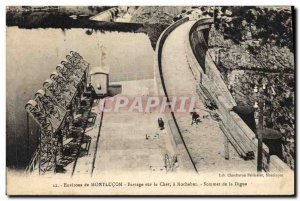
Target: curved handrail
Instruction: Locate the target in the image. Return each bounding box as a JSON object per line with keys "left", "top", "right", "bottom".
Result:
{"left": 154, "top": 17, "right": 190, "bottom": 96}
{"left": 154, "top": 17, "right": 198, "bottom": 173}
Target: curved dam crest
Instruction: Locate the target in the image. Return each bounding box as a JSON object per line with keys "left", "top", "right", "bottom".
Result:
{"left": 154, "top": 17, "right": 292, "bottom": 173}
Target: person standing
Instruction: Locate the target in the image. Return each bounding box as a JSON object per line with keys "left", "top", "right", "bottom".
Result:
{"left": 158, "top": 117, "right": 165, "bottom": 130}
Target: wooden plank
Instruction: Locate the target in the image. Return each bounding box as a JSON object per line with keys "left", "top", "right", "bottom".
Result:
{"left": 224, "top": 135, "right": 229, "bottom": 160}
{"left": 219, "top": 122, "right": 246, "bottom": 158}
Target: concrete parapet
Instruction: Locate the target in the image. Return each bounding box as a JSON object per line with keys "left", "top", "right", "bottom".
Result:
{"left": 154, "top": 17, "right": 197, "bottom": 172}
{"left": 154, "top": 17, "right": 189, "bottom": 96}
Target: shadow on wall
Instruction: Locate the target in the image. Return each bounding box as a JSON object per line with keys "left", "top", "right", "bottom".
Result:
{"left": 190, "top": 29, "right": 209, "bottom": 73}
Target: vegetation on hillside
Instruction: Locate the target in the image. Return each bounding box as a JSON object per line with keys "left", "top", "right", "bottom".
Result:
{"left": 207, "top": 6, "right": 294, "bottom": 169}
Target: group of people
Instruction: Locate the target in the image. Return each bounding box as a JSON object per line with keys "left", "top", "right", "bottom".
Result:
{"left": 157, "top": 110, "right": 202, "bottom": 131}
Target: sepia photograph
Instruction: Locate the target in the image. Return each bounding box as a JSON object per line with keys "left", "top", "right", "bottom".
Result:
{"left": 5, "top": 4, "right": 295, "bottom": 196}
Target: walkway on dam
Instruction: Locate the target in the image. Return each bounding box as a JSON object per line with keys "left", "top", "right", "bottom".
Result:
{"left": 161, "top": 20, "right": 256, "bottom": 172}
{"left": 69, "top": 78, "right": 197, "bottom": 177}
{"left": 70, "top": 79, "right": 181, "bottom": 176}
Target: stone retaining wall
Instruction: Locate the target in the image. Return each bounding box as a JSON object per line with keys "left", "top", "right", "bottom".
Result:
{"left": 186, "top": 18, "right": 291, "bottom": 172}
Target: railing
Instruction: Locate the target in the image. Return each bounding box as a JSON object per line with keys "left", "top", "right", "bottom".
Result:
{"left": 165, "top": 154, "right": 178, "bottom": 172}
{"left": 24, "top": 51, "right": 90, "bottom": 174}
{"left": 24, "top": 148, "right": 39, "bottom": 174}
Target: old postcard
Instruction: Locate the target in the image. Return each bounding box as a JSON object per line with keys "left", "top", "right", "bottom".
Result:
{"left": 6, "top": 6, "right": 295, "bottom": 196}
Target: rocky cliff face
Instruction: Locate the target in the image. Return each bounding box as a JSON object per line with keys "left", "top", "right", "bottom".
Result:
{"left": 208, "top": 9, "right": 295, "bottom": 169}
{"left": 130, "top": 6, "right": 191, "bottom": 25}
{"left": 128, "top": 6, "right": 192, "bottom": 49}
